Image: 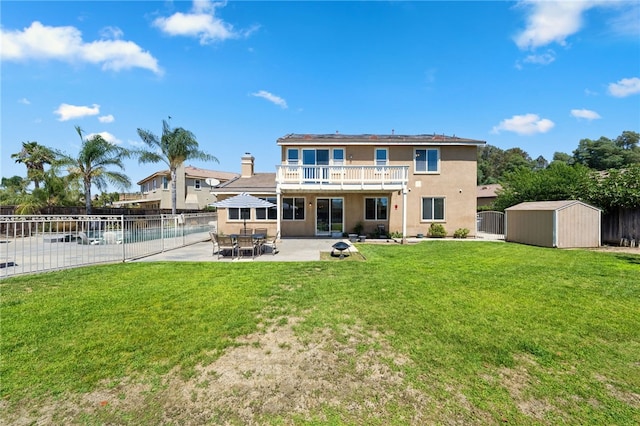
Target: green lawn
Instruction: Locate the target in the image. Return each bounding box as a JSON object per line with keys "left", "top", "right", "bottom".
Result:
{"left": 1, "top": 242, "right": 639, "bottom": 425}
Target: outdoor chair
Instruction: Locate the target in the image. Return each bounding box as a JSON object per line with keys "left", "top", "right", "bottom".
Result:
{"left": 217, "top": 235, "right": 237, "bottom": 260}
{"left": 261, "top": 231, "right": 279, "bottom": 255}
{"left": 209, "top": 232, "right": 219, "bottom": 255}
{"left": 239, "top": 228, "right": 253, "bottom": 236}
{"left": 237, "top": 235, "right": 257, "bottom": 259}
{"left": 77, "top": 231, "right": 103, "bottom": 245}
{"left": 377, "top": 224, "right": 387, "bottom": 239}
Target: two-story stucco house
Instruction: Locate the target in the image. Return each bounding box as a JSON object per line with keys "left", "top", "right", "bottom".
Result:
{"left": 115, "top": 164, "right": 239, "bottom": 210}
{"left": 214, "top": 133, "right": 485, "bottom": 240}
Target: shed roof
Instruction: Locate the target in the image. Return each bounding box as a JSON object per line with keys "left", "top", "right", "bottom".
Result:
{"left": 505, "top": 200, "right": 600, "bottom": 212}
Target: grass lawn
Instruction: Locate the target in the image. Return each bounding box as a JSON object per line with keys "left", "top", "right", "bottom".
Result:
{"left": 1, "top": 241, "right": 639, "bottom": 425}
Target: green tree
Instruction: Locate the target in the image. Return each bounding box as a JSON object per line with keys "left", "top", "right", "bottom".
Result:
{"left": 585, "top": 164, "right": 640, "bottom": 211}
{"left": 477, "top": 145, "right": 536, "bottom": 185}
{"left": 56, "top": 126, "right": 131, "bottom": 215}
{"left": 572, "top": 131, "right": 640, "bottom": 170}
{"left": 136, "top": 119, "right": 217, "bottom": 214}
{"left": 551, "top": 151, "right": 573, "bottom": 165}
{"left": 494, "top": 162, "right": 592, "bottom": 211}
{"left": 11, "top": 141, "right": 56, "bottom": 190}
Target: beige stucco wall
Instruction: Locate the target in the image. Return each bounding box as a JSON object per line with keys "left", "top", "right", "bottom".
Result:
{"left": 276, "top": 144, "right": 479, "bottom": 237}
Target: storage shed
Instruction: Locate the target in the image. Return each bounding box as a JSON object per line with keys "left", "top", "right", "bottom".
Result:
{"left": 505, "top": 200, "right": 601, "bottom": 248}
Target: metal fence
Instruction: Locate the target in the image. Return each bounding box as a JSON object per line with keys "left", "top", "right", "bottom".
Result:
{"left": 0, "top": 213, "right": 217, "bottom": 278}
{"left": 477, "top": 211, "right": 505, "bottom": 237}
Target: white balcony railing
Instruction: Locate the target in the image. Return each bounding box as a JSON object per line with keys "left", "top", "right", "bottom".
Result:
{"left": 276, "top": 165, "right": 408, "bottom": 190}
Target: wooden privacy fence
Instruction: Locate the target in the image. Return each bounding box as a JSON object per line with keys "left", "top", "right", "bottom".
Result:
{"left": 602, "top": 207, "right": 640, "bottom": 246}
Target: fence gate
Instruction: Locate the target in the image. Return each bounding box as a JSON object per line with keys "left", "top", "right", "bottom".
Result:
{"left": 477, "top": 211, "right": 505, "bottom": 238}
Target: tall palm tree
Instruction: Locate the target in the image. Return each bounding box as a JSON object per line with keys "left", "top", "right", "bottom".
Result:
{"left": 11, "top": 141, "right": 56, "bottom": 189}
{"left": 137, "top": 118, "right": 218, "bottom": 214}
{"left": 56, "top": 126, "right": 131, "bottom": 215}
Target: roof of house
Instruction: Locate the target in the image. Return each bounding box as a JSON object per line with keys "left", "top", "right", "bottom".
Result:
{"left": 505, "top": 200, "right": 600, "bottom": 212}
{"left": 213, "top": 173, "right": 277, "bottom": 195}
{"left": 277, "top": 133, "right": 486, "bottom": 146}
{"left": 137, "top": 166, "right": 239, "bottom": 185}
{"left": 477, "top": 184, "right": 502, "bottom": 198}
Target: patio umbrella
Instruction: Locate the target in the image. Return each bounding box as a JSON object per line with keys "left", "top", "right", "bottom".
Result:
{"left": 209, "top": 192, "right": 276, "bottom": 234}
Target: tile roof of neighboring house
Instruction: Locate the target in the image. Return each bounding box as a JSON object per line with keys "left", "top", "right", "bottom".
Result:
{"left": 477, "top": 184, "right": 502, "bottom": 198}
{"left": 213, "top": 173, "right": 277, "bottom": 195}
{"left": 277, "top": 133, "right": 485, "bottom": 145}
{"left": 137, "top": 166, "right": 239, "bottom": 185}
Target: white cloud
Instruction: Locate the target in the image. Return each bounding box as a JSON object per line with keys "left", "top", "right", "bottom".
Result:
{"left": 523, "top": 50, "right": 556, "bottom": 65}
{"left": 153, "top": 0, "right": 257, "bottom": 44}
{"left": 491, "top": 113, "right": 555, "bottom": 135}
{"left": 571, "top": 109, "right": 601, "bottom": 120}
{"left": 85, "top": 131, "right": 122, "bottom": 145}
{"left": 54, "top": 103, "right": 100, "bottom": 121}
{"left": 251, "top": 90, "right": 288, "bottom": 109}
{"left": 98, "top": 114, "right": 115, "bottom": 123}
{"left": 608, "top": 77, "right": 640, "bottom": 97}
{"left": 514, "top": 0, "right": 593, "bottom": 50}
{"left": 18, "top": 98, "right": 30, "bottom": 105}
{"left": 0, "top": 21, "right": 161, "bottom": 74}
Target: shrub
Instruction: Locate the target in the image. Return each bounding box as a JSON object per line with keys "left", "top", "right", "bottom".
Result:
{"left": 427, "top": 223, "right": 446, "bottom": 238}
{"left": 389, "top": 231, "right": 403, "bottom": 239}
{"left": 453, "top": 228, "right": 470, "bottom": 239}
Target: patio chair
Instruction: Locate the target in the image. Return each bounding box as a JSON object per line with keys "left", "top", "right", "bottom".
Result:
{"left": 209, "top": 232, "right": 219, "bottom": 255}
{"left": 261, "top": 231, "right": 279, "bottom": 255}
{"left": 239, "top": 228, "right": 253, "bottom": 236}
{"left": 237, "top": 235, "right": 257, "bottom": 259}
{"left": 77, "top": 231, "right": 103, "bottom": 245}
{"left": 377, "top": 224, "right": 387, "bottom": 239}
{"left": 217, "top": 235, "right": 237, "bottom": 260}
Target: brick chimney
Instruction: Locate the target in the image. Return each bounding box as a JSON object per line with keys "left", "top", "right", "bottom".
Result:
{"left": 241, "top": 153, "right": 255, "bottom": 178}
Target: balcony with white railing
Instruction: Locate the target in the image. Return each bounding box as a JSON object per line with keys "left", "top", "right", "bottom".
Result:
{"left": 276, "top": 165, "right": 409, "bottom": 191}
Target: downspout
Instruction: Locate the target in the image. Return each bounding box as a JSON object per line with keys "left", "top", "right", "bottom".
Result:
{"left": 276, "top": 187, "right": 282, "bottom": 238}
{"left": 552, "top": 210, "right": 558, "bottom": 248}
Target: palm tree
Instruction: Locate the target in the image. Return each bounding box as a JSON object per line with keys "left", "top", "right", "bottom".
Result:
{"left": 56, "top": 126, "right": 131, "bottom": 215}
{"left": 137, "top": 118, "right": 218, "bottom": 214}
{"left": 11, "top": 141, "right": 56, "bottom": 190}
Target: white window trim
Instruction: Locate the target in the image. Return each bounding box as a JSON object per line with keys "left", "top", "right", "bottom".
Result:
{"left": 282, "top": 197, "right": 306, "bottom": 221}
{"left": 228, "top": 207, "right": 251, "bottom": 222}
{"left": 256, "top": 197, "right": 278, "bottom": 221}
{"left": 414, "top": 148, "right": 440, "bottom": 174}
{"left": 287, "top": 148, "right": 299, "bottom": 165}
{"left": 194, "top": 179, "right": 201, "bottom": 190}
{"left": 332, "top": 148, "right": 345, "bottom": 166}
{"left": 421, "top": 196, "right": 446, "bottom": 222}
{"left": 374, "top": 147, "right": 388, "bottom": 166}
{"left": 364, "top": 197, "right": 389, "bottom": 221}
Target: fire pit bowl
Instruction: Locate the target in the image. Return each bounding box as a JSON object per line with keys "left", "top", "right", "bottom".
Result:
{"left": 331, "top": 241, "right": 351, "bottom": 259}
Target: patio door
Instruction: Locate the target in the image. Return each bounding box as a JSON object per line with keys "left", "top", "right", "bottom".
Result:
{"left": 316, "top": 198, "right": 343, "bottom": 236}
{"left": 302, "top": 149, "right": 329, "bottom": 182}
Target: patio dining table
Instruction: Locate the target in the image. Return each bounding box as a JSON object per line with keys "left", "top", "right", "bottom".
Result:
{"left": 229, "top": 234, "right": 266, "bottom": 256}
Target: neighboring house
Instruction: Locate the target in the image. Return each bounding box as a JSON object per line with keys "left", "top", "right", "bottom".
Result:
{"left": 214, "top": 133, "right": 485, "bottom": 239}
{"left": 477, "top": 183, "right": 502, "bottom": 208}
{"left": 114, "top": 164, "right": 239, "bottom": 210}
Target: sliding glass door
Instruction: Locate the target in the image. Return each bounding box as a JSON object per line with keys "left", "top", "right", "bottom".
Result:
{"left": 316, "top": 198, "right": 343, "bottom": 236}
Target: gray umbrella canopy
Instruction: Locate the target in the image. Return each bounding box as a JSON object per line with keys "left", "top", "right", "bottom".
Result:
{"left": 210, "top": 192, "right": 276, "bottom": 209}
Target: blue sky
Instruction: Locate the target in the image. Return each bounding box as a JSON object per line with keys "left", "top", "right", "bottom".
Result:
{"left": 2, "top": 0, "right": 639, "bottom": 192}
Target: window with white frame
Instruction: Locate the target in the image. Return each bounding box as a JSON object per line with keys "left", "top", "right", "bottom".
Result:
{"left": 422, "top": 197, "right": 445, "bottom": 221}
{"left": 162, "top": 176, "right": 169, "bottom": 190}
{"left": 282, "top": 197, "right": 305, "bottom": 220}
{"left": 365, "top": 197, "right": 388, "bottom": 220}
{"left": 333, "top": 148, "right": 344, "bottom": 166}
{"left": 415, "top": 148, "right": 440, "bottom": 173}
{"left": 194, "top": 179, "right": 201, "bottom": 190}
{"left": 256, "top": 197, "right": 277, "bottom": 220}
{"left": 229, "top": 207, "right": 250, "bottom": 221}
{"left": 287, "top": 148, "right": 299, "bottom": 165}
{"left": 375, "top": 148, "right": 388, "bottom": 166}
{"left": 152, "top": 179, "right": 157, "bottom": 190}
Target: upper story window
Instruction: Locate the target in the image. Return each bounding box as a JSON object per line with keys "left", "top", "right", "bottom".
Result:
{"left": 194, "top": 179, "right": 201, "bottom": 190}
{"left": 140, "top": 183, "right": 148, "bottom": 193}
{"left": 287, "top": 148, "right": 299, "bottom": 165}
{"left": 415, "top": 148, "right": 440, "bottom": 173}
{"left": 333, "top": 148, "right": 344, "bottom": 166}
{"left": 162, "top": 176, "right": 169, "bottom": 190}
{"left": 375, "top": 148, "right": 388, "bottom": 166}
{"left": 152, "top": 179, "right": 157, "bottom": 190}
